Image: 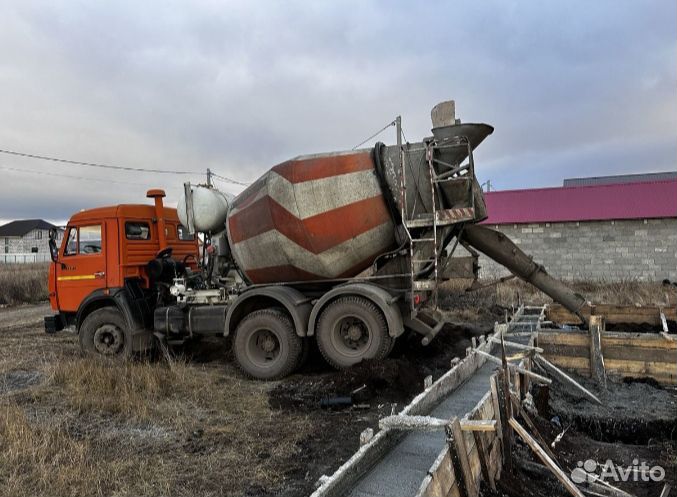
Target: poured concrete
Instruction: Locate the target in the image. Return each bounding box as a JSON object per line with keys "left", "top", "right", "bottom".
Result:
{"left": 348, "top": 359, "right": 497, "bottom": 497}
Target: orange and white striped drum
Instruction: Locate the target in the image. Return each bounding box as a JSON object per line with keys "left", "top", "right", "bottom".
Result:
{"left": 226, "top": 150, "right": 397, "bottom": 284}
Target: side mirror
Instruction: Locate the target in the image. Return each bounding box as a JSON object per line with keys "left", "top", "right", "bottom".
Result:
{"left": 48, "top": 228, "right": 59, "bottom": 263}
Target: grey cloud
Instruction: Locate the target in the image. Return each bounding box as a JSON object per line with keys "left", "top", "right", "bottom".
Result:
{"left": 0, "top": 0, "right": 674, "bottom": 223}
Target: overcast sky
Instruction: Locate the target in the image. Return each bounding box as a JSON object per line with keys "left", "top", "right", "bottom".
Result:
{"left": 1, "top": 0, "right": 675, "bottom": 225}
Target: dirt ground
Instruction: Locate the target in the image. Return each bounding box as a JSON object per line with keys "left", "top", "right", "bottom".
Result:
{"left": 0, "top": 302, "right": 498, "bottom": 497}
{"left": 2, "top": 279, "right": 674, "bottom": 497}
{"left": 483, "top": 372, "right": 677, "bottom": 497}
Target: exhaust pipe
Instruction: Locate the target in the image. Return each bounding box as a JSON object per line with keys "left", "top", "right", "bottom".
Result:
{"left": 147, "top": 189, "right": 168, "bottom": 251}
{"left": 463, "top": 225, "right": 587, "bottom": 325}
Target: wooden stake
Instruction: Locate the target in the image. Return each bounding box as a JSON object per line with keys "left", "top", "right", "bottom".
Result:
{"left": 534, "top": 354, "right": 603, "bottom": 405}
{"left": 475, "top": 349, "right": 552, "bottom": 384}
{"left": 488, "top": 336, "right": 544, "bottom": 353}
{"left": 509, "top": 418, "right": 585, "bottom": 497}
{"left": 589, "top": 315, "right": 606, "bottom": 388}
{"left": 509, "top": 391, "right": 559, "bottom": 464}
{"left": 473, "top": 429, "right": 496, "bottom": 491}
{"left": 659, "top": 483, "right": 671, "bottom": 497}
{"left": 660, "top": 310, "right": 669, "bottom": 333}
{"left": 446, "top": 416, "right": 478, "bottom": 497}
{"left": 489, "top": 374, "right": 504, "bottom": 445}
{"left": 497, "top": 369, "right": 513, "bottom": 471}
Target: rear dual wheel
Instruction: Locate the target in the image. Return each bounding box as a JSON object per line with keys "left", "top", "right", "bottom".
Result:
{"left": 233, "top": 308, "right": 303, "bottom": 380}
{"left": 316, "top": 296, "right": 393, "bottom": 369}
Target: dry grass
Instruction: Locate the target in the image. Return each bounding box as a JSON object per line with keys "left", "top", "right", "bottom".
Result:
{"left": 493, "top": 278, "right": 674, "bottom": 307}
{"left": 1, "top": 345, "right": 312, "bottom": 497}
{"left": 440, "top": 278, "right": 676, "bottom": 311}
{"left": 0, "top": 263, "right": 49, "bottom": 306}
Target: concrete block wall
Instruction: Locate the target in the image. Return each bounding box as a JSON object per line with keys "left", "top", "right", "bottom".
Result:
{"left": 472, "top": 218, "right": 677, "bottom": 282}
{"left": 1, "top": 229, "right": 54, "bottom": 255}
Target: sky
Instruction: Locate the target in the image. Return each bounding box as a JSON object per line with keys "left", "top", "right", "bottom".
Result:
{"left": 0, "top": 0, "right": 675, "bottom": 225}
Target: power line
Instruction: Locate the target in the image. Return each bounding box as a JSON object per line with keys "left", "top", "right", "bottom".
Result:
{"left": 351, "top": 119, "right": 397, "bottom": 150}
{"left": 211, "top": 172, "right": 251, "bottom": 187}
{"left": 0, "top": 147, "right": 252, "bottom": 186}
{"left": 0, "top": 147, "right": 195, "bottom": 175}
{"left": 0, "top": 165, "right": 154, "bottom": 186}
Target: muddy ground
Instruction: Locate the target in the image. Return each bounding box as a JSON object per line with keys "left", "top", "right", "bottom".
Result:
{"left": 0, "top": 302, "right": 498, "bottom": 497}
{"left": 484, "top": 372, "right": 677, "bottom": 497}
{"left": 3, "top": 295, "right": 674, "bottom": 497}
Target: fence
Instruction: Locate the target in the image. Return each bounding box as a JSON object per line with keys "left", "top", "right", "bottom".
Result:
{"left": 1, "top": 253, "right": 52, "bottom": 264}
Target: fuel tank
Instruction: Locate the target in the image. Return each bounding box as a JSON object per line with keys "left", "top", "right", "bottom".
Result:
{"left": 226, "top": 151, "right": 397, "bottom": 284}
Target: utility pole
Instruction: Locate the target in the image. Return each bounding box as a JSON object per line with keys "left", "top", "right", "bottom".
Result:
{"left": 206, "top": 168, "right": 212, "bottom": 187}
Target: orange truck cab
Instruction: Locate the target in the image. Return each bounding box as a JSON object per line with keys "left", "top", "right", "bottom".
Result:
{"left": 45, "top": 190, "right": 199, "bottom": 355}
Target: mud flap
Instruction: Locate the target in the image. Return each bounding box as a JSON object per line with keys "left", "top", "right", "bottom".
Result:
{"left": 130, "top": 328, "right": 155, "bottom": 352}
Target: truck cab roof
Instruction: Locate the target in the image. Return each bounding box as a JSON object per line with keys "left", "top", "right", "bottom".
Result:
{"left": 68, "top": 204, "right": 181, "bottom": 224}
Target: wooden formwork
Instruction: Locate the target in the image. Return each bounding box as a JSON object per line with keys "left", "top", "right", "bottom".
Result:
{"left": 310, "top": 324, "right": 505, "bottom": 497}
{"left": 537, "top": 330, "right": 677, "bottom": 385}
{"left": 414, "top": 329, "right": 542, "bottom": 497}
{"left": 545, "top": 303, "right": 676, "bottom": 327}
{"left": 415, "top": 389, "right": 501, "bottom": 497}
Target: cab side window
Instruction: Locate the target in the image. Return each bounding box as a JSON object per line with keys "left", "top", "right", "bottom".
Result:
{"left": 64, "top": 225, "right": 103, "bottom": 256}
{"left": 125, "top": 222, "right": 150, "bottom": 240}
{"left": 177, "top": 225, "right": 195, "bottom": 241}
{"left": 64, "top": 228, "right": 77, "bottom": 255}
{"left": 79, "top": 225, "right": 102, "bottom": 254}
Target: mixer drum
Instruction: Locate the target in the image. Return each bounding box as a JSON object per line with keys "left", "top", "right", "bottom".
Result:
{"left": 226, "top": 151, "right": 396, "bottom": 284}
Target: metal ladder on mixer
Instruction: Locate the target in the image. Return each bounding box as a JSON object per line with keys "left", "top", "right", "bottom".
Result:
{"left": 397, "top": 117, "right": 441, "bottom": 312}
{"left": 396, "top": 118, "right": 478, "bottom": 313}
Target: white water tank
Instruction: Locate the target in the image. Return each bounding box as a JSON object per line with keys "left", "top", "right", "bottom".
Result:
{"left": 178, "top": 185, "right": 232, "bottom": 233}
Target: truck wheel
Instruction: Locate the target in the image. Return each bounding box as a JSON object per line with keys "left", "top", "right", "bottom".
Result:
{"left": 233, "top": 309, "right": 302, "bottom": 380}
{"left": 316, "top": 296, "right": 392, "bottom": 369}
{"left": 79, "top": 307, "right": 132, "bottom": 358}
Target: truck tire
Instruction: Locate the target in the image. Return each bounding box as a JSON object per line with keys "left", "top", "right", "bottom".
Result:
{"left": 316, "top": 296, "right": 393, "bottom": 369}
{"left": 79, "top": 307, "right": 133, "bottom": 358}
{"left": 233, "top": 308, "right": 302, "bottom": 380}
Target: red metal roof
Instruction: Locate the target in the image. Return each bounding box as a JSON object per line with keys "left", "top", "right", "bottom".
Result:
{"left": 482, "top": 179, "right": 677, "bottom": 225}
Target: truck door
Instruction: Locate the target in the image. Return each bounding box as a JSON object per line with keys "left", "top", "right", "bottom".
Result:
{"left": 56, "top": 223, "right": 107, "bottom": 312}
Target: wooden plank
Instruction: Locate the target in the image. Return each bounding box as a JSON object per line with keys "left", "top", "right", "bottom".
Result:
{"left": 510, "top": 391, "right": 559, "bottom": 464}
{"left": 417, "top": 448, "right": 456, "bottom": 497}
{"left": 546, "top": 303, "right": 676, "bottom": 326}
{"left": 659, "top": 483, "right": 671, "bottom": 497}
{"left": 539, "top": 343, "right": 590, "bottom": 359}
{"left": 604, "top": 358, "right": 677, "bottom": 378}
{"left": 602, "top": 333, "right": 677, "bottom": 350}
{"left": 473, "top": 430, "right": 495, "bottom": 491}
{"left": 509, "top": 418, "right": 585, "bottom": 497}
{"left": 461, "top": 420, "right": 496, "bottom": 432}
{"left": 543, "top": 355, "right": 590, "bottom": 372}
{"left": 488, "top": 336, "right": 544, "bottom": 353}
{"left": 589, "top": 315, "right": 606, "bottom": 386}
{"left": 538, "top": 332, "right": 590, "bottom": 347}
{"left": 447, "top": 417, "right": 478, "bottom": 497}
{"left": 601, "top": 346, "right": 677, "bottom": 363}
{"left": 534, "top": 355, "right": 602, "bottom": 405}
{"left": 489, "top": 374, "right": 504, "bottom": 448}
{"left": 475, "top": 350, "right": 552, "bottom": 384}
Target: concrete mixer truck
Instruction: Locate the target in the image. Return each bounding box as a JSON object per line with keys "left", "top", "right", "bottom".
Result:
{"left": 45, "top": 101, "right": 587, "bottom": 379}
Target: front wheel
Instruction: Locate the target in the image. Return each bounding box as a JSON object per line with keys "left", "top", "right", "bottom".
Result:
{"left": 315, "top": 296, "right": 392, "bottom": 369}
{"left": 233, "top": 309, "right": 302, "bottom": 380}
{"left": 79, "top": 307, "right": 132, "bottom": 358}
